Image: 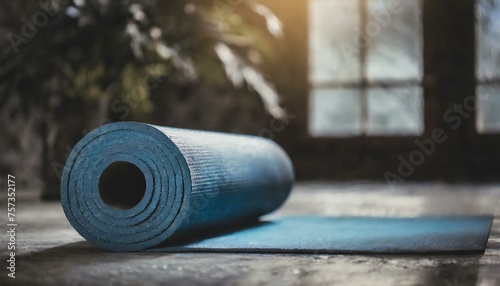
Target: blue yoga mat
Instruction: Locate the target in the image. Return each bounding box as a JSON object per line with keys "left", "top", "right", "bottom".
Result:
{"left": 61, "top": 122, "right": 492, "bottom": 253}
{"left": 154, "top": 216, "right": 492, "bottom": 254}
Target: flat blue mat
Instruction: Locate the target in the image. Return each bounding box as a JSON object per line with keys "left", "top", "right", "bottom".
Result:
{"left": 61, "top": 122, "right": 493, "bottom": 253}
{"left": 154, "top": 216, "right": 493, "bottom": 254}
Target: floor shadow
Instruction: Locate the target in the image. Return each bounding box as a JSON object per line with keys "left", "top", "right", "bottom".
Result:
{"left": 0, "top": 241, "right": 203, "bottom": 285}
{"left": 154, "top": 219, "right": 270, "bottom": 248}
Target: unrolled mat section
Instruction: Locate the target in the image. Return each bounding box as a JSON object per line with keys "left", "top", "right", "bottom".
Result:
{"left": 153, "top": 216, "right": 492, "bottom": 254}
{"left": 61, "top": 122, "right": 493, "bottom": 253}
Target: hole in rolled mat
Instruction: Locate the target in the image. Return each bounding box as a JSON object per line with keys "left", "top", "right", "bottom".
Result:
{"left": 98, "top": 161, "right": 146, "bottom": 210}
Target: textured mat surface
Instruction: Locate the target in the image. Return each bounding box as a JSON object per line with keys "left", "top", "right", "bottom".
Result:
{"left": 61, "top": 122, "right": 493, "bottom": 253}
{"left": 154, "top": 216, "right": 492, "bottom": 254}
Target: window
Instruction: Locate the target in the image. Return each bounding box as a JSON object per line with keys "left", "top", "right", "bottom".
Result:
{"left": 476, "top": 0, "right": 500, "bottom": 133}
{"left": 308, "top": 0, "right": 424, "bottom": 137}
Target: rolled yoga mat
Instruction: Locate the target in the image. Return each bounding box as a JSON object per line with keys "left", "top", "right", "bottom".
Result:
{"left": 61, "top": 122, "right": 493, "bottom": 253}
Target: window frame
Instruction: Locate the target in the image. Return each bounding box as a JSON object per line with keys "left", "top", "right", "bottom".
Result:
{"left": 475, "top": 0, "right": 500, "bottom": 134}
{"left": 307, "top": 0, "right": 425, "bottom": 138}
{"left": 267, "top": 0, "right": 499, "bottom": 181}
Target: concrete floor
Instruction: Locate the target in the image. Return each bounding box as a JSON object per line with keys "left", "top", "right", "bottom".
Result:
{"left": 1, "top": 183, "right": 500, "bottom": 286}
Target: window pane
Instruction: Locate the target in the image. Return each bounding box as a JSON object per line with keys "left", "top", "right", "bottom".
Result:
{"left": 366, "top": 0, "right": 423, "bottom": 81}
{"left": 309, "top": 88, "right": 362, "bottom": 136}
{"left": 477, "top": 84, "right": 500, "bottom": 133}
{"left": 308, "top": 0, "right": 424, "bottom": 137}
{"left": 367, "top": 86, "right": 424, "bottom": 135}
{"left": 477, "top": 0, "right": 500, "bottom": 80}
{"left": 309, "top": 0, "right": 361, "bottom": 83}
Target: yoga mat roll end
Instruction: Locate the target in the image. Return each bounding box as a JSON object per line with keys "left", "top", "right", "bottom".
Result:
{"left": 61, "top": 122, "right": 294, "bottom": 251}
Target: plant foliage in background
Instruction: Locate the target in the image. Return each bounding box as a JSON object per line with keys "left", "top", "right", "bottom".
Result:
{"left": 0, "top": 0, "right": 285, "bottom": 199}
